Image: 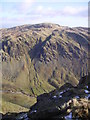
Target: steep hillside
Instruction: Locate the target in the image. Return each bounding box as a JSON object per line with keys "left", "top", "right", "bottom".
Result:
{"left": 1, "top": 23, "right": 89, "bottom": 113}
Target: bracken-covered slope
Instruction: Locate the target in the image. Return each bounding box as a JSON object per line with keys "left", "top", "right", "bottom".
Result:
{"left": 1, "top": 23, "right": 89, "bottom": 113}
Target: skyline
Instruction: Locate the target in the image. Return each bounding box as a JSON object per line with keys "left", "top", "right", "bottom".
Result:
{"left": 0, "top": 0, "right": 89, "bottom": 28}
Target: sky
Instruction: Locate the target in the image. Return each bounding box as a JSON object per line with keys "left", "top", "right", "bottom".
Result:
{"left": 0, "top": 0, "right": 89, "bottom": 28}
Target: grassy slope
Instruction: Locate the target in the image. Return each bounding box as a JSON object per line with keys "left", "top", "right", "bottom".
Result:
{"left": 2, "top": 99, "right": 29, "bottom": 114}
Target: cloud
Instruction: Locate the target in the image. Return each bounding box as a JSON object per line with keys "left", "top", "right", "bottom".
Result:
{"left": 27, "top": 6, "right": 54, "bottom": 16}
{"left": 20, "top": 0, "right": 35, "bottom": 13}
{"left": 0, "top": 0, "right": 89, "bottom": 2}
{"left": 62, "top": 6, "right": 88, "bottom": 16}
{"left": 0, "top": 2, "right": 88, "bottom": 28}
{"left": 37, "top": 6, "right": 43, "bottom": 11}
{"left": 27, "top": 5, "right": 88, "bottom": 18}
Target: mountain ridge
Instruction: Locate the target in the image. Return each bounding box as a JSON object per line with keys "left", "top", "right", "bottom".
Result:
{"left": 1, "top": 23, "right": 89, "bottom": 113}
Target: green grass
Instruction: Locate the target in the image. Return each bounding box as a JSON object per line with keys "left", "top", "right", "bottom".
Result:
{"left": 2, "top": 92, "right": 36, "bottom": 109}
{"left": 2, "top": 99, "right": 29, "bottom": 114}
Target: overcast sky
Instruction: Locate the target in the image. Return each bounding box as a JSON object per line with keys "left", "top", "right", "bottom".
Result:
{"left": 0, "top": 0, "right": 89, "bottom": 28}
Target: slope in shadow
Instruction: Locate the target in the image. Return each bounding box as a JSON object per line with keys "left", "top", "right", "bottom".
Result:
{"left": 28, "top": 35, "right": 52, "bottom": 61}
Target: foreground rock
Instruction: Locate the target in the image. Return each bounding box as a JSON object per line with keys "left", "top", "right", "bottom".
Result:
{"left": 28, "top": 74, "right": 90, "bottom": 120}
{"left": 1, "top": 112, "right": 29, "bottom": 120}
{"left": 29, "top": 98, "right": 90, "bottom": 120}
{"left": 1, "top": 74, "right": 90, "bottom": 120}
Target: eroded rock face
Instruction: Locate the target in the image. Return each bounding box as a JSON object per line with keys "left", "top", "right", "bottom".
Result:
{"left": 71, "top": 98, "right": 90, "bottom": 119}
